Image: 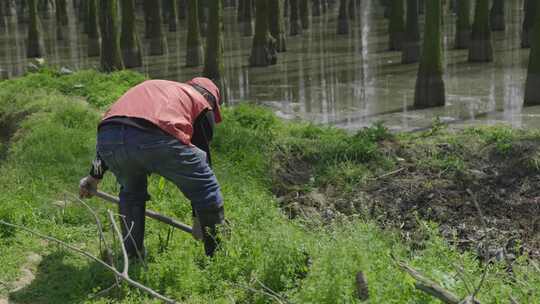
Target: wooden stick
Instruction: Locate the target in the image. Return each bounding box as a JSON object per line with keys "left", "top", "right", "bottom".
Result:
{"left": 371, "top": 167, "right": 406, "bottom": 180}
{"left": 89, "top": 189, "right": 193, "bottom": 234}
{"left": 396, "top": 261, "right": 462, "bottom": 304}
{"left": 107, "top": 210, "right": 129, "bottom": 277}
{"left": 69, "top": 193, "right": 120, "bottom": 287}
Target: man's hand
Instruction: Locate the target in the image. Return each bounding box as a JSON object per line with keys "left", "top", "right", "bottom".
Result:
{"left": 79, "top": 176, "right": 100, "bottom": 199}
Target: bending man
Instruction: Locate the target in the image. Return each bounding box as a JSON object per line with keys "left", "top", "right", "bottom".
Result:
{"left": 79, "top": 77, "right": 224, "bottom": 257}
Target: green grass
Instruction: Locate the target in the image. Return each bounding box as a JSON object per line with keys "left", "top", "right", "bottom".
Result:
{"left": 0, "top": 69, "right": 539, "bottom": 303}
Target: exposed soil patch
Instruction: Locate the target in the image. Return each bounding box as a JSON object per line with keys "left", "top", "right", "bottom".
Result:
{"left": 274, "top": 135, "right": 540, "bottom": 262}
{"left": 0, "top": 253, "right": 42, "bottom": 304}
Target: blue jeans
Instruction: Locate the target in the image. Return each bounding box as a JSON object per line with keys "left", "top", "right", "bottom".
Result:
{"left": 96, "top": 124, "right": 223, "bottom": 212}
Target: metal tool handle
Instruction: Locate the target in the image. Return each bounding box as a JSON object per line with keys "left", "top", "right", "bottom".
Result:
{"left": 89, "top": 189, "right": 193, "bottom": 234}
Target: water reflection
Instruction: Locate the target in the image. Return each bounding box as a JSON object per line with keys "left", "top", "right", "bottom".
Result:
{"left": 0, "top": 0, "right": 538, "bottom": 131}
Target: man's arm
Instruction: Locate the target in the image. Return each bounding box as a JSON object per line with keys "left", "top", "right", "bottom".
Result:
{"left": 191, "top": 110, "right": 215, "bottom": 167}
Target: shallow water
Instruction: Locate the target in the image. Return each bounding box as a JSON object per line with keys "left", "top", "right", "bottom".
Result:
{"left": 0, "top": 0, "right": 538, "bottom": 131}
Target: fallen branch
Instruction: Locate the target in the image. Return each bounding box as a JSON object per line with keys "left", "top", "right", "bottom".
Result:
{"left": 466, "top": 189, "right": 488, "bottom": 232}
{"left": 67, "top": 193, "right": 121, "bottom": 288}
{"left": 0, "top": 219, "right": 178, "bottom": 304}
{"left": 253, "top": 278, "right": 289, "bottom": 304}
{"left": 89, "top": 282, "right": 120, "bottom": 299}
{"left": 532, "top": 260, "right": 540, "bottom": 274}
{"left": 396, "top": 261, "right": 463, "bottom": 304}
{"left": 509, "top": 296, "right": 520, "bottom": 304}
{"left": 453, "top": 263, "right": 473, "bottom": 295}
{"left": 471, "top": 264, "right": 489, "bottom": 300}
{"left": 107, "top": 211, "right": 129, "bottom": 277}
{"left": 120, "top": 217, "right": 147, "bottom": 268}
{"left": 233, "top": 281, "right": 286, "bottom": 304}
{"left": 371, "top": 167, "right": 406, "bottom": 180}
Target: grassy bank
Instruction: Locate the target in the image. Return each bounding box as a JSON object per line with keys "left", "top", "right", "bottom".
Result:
{"left": 0, "top": 69, "right": 539, "bottom": 303}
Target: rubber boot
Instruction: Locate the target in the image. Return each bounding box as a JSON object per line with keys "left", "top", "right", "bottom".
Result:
{"left": 119, "top": 200, "right": 146, "bottom": 260}
{"left": 195, "top": 205, "right": 225, "bottom": 257}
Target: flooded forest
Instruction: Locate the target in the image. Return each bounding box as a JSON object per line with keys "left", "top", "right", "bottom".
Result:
{"left": 1, "top": 0, "right": 540, "bottom": 130}
{"left": 2, "top": 0, "right": 540, "bottom": 303}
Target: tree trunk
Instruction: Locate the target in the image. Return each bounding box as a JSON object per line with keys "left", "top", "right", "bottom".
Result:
{"left": 313, "top": 0, "right": 321, "bottom": 16}
{"left": 455, "top": 0, "right": 470, "bottom": 49}
{"left": 99, "top": 0, "right": 124, "bottom": 72}
{"left": 38, "top": 0, "right": 52, "bottom": 19}
{"left": 383, "top": 0, "right": 391, "bottom": 18}
{"left": 55, "top": 0, "right": 68, "bottom": 40}
{"left": 162, "top": 0, "right": 169, "bottom": 24}
{"left": 414, "top": 0, "right": 445, "bottom": 109}
{"left": 203, "top": 0, "right": 223, "bottom": 83}
{"left": 168, "top": 0, "right": 178, "bottom": 31}
{"left": 148, "top": 0, "right": 167, "bottom": 55}
{"left": 522, "top": 0, "right": 536, "bottom": 48}
{"left": 27, "top": 0, "right": 45, "bottom": 58}
{"left": 269, "top": 0, "right": 286, "bottom": 52}
{"left": 524, "top": 0, "right": 540, "bottom": 105}
{"left": 300, "top": 0, "right": 309, "bottom": 29}
{"left": 402, "top": 0, "right": 419, "bottom": 63}
{"left": 143, "top": 0, "right": 151, "bottom": 38}
{"left": 389, "top": 0, "right": 404, "bottom": 51}
{"left": 468, "top": 0, "right": 492, "bottom": 62}
{"left": 489, "top": 0, "right": 504, "bottom": 31}
{"left": 199, "top": 0, "right": 207, "bottom": 36}
{"left": 81, "top": 0, "right": 90, "bottom": 33}
{"left": 322, "top": 0, "right": 328, "bottom": 14}
{"left": 1, "top": 0, "right": 10, "bottom": 18}
{"left": 178, "top": 0, "right": 186, "bottom": 20}
{"left": 87, "top": 0, "right": 100, "bottom": 57}
{"left": 337, "top": 0, "right": 349, "bottom": 35}
{"left": 237, "top": 0, "right": 245, "bottom": 22}
{"left": 17, "top": 0, "right": 28, "bottom": 24}
{"left": 0, "top": 2, "right": 5, "bottom": 29}
{"left": 121, "top": 0, "right": 143, "bottom": 67}
{"left": 348, "top": 0, "right": 356, "bottom": 20}
{"left": 249, "top": 0, "right": 277, "bottom": 67}
{"left": 289, "top": 0, "right": 301, "bottom": 36}
{"left": 186, "top": 0, "right": 203, "bottom": 66}
{"left": 78, "top": 0, "right": 87, "bottom": 22}
{"left": 242, "top": 0, "right": 253, "bottom": 36}
{"left": 449, "top": 0, "right": 456, "bottom": 13}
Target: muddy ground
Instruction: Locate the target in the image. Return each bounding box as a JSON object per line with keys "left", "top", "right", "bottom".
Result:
{"left": 273, "top": 131, "right": 540, "bottom": 263}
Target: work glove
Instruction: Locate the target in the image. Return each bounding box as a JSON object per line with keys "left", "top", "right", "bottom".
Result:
{"left": 79, "top": 175, "right": 99, "bottom": 199}
{"left": 195, "top": 206, "right": 225, "bottom": 257}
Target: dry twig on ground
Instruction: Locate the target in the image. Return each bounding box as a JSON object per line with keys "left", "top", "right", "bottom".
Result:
{"left": 396, "top": 261, "right": 463, "bottom": 304}
{"left": 0, "top": 215, "right": 178, "bottom": 303}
